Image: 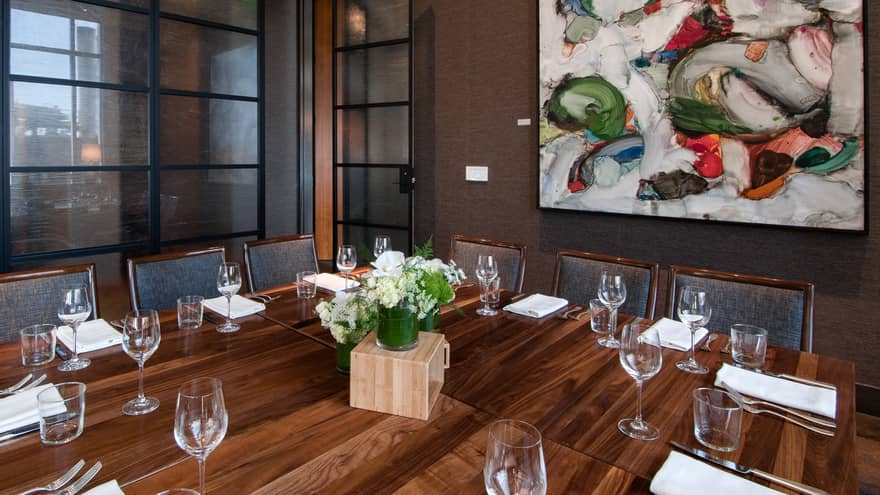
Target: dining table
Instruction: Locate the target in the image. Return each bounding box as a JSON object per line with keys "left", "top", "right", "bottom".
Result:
{"left": 0, "top": 284, "right": 856, "bottom": 494}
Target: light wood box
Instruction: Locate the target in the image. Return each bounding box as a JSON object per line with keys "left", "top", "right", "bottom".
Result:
{"left": 349, "top": 331, "right": 450, "bottom": 420}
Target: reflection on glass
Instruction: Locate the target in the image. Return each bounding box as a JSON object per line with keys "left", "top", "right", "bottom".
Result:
{"left": 10, "top": 171, "right": 149, "bottom": 255}
{"left": 339, "top": 224, "right": 409, "bottom": 257}
{"left": 10, "top": 0, "right": 149, "bottom": 85}
{"left": 337, "top": 44, "right": 409, "bottom": 105}
{"left": 160, "top": 95, "right": 257, "bottom": 165}
{"left": 160, "top": 169, "right": 258, "bottom": 240}
{"left": 161, "top": 0, "right": 257, "bottom": 30}
{"left": 337, "top": 106, "right": 409, "bottom": 164}
{"left": 160, "top": 19, "right": 257, "bottom": 97}
{"left": 339, "top": 0, "right": 408, "bottom": 46}
{"left": 11, "top": 82, "right": 148, "bottom": 167}
{"left": 338, "top": 167, "right": 409, "bottom": 227}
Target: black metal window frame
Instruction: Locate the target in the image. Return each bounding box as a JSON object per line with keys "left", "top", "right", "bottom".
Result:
{"left": 0, "top": 0, "right": 265, "bottom": 271}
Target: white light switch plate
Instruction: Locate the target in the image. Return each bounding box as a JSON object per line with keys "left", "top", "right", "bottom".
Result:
{"left": 466, "top": 166, "right": 489, "bottom": 182}
{"left": 517, "top": 118, "right": 532, "bottom": 126}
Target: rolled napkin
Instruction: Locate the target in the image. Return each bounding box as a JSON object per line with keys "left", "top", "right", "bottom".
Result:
{"left": 83, "top": 480, "right": 125, "bottom": 495}
{"left": 503, "top": 294, "right": 569, "bottom": 318}
{"left": 307, "top": 273, "right": 359, "bottom": 292}
{"left": 204, "top": 295, "right": 266, "bottom": 319}
{"left": 0, "top": 384, "right": 65, "bottom": 433}
{"left": 57, "top": 319, "right": 122, "bottom": 353}
{"left": 647, "top": 317, "right": 709, "bottom": 351}
{"left": 651, "top": 451, "right": 783, "bottom": 495}
{"left": 715, "top": 363, "right": 837, "bottom": 419}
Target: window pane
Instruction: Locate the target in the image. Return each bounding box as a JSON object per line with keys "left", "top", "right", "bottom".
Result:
{"left": 338, "top": 224, "right": 410, "bottom": 260}
{"left": 160, "top": 169, "right": 258, "bottom": 240}
{"left": 339, "top": 0, "right": 408, "bottom": 46}
{"left": 337, "top": 106, "right": 409, "bottom": 164}
{"left": 11, "top": 82, "right": 149, "bottom": 167}
{"left": 160, "top": 0, "right": 257, "bottom": 30}
{"left": 11, "top": 0, "right": 149, "bottom": 86}
{"left": 10, "top": 171, "right": 149, "bottom": 255}
{"left": 160, "top": 95, "right": 257, "bottom": 165}
{"left": 161, "top": 236, "right": 255, "bottom": 266}
{"left": 338, "top": 167, "right": 409, "bottom": 227}
{"left": 160, "top": 19, "right": 257, "bottom": 97}
{"left": 338, "top": 44, "right": 408, "bottom": 105}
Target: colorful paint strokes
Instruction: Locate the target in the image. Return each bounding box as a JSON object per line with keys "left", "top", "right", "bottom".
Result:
{"left": 539, "top": 0, "right": 865, "bottom": 230}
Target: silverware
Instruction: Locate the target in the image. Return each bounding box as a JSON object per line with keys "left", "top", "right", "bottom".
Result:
{"left": 671, "top": 441, "right": 830, "bottom": 495}
{"left": 453, "top": 283, "right": 474, "bottom": 291}
{"left": 0, "top": 374, "right": 33, "bottom": 394}
{"left": 0, "top": 422, "right": 40, "bottom": 443}
{"left": 0, "top": 374, "right": 46, "bottom": 396}
{"left": 55, "top": 461, "right": 102, "bottom": 495}
{"left": 558, "top": 305, "right": 582, "bottom": 319}
{"left": 109, "top": 320, "right": 124, "bottom": 330}
{"left": 246, "top": 294, "right": 279, "bottom": 304}
{"left": 718, "top": 383, "right": 836, "bottom": 429}
{"left": 568, "top": 309, "right": 591, "bottom": 321}
{"left": 731, "top": 363, "right": 837, "bottom": 391}
{"left": 699, "top": 334, "right": 718, "bottom": 352}
{"left": 720, "top": 341, "right": 731, "bottom": 354}
{"left": 509, "top": 293, "right": 529, "bottom": 303}
{"left": 17, "top": 459, "right": 85, "bottom": 495}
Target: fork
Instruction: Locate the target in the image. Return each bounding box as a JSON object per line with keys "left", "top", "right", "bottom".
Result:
{"left": 699, "top": 334, "right": 718, "bottom": 352}
{"left": 17, "top": 459, "right": 85, "bottom": 495}
{"left": 0, "top": 374, "right": 46, "bottom": 396}
{"left": 55, "top": 461, "right": 102, "bottom": 495}
{"left": 719, "top": 383, "right": 836, "bottom": 429}
{"left": 721, "top": 385, "right": 835, "bottom": 436}
{"left": 0, "top": 374, "right": 33, "bottom": 394}
{"left": 558, "top": 305, "right": 582, "bottom": 319}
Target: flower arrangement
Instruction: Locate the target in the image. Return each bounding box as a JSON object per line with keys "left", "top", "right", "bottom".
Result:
{"left": 315, "top": 291, "right": 378, "bottom": 345}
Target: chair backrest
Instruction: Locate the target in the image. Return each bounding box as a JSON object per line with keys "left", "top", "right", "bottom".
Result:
{"left": 449, "top": 235, "right": 527, "bottom": 292}
{"left": 128, "top": 248, "right": 226, "bottom": 311}
{"left": 0, "top": 264, "right": 98, "bottom": 343}
{"left": 552, "top": 249, "right": 659, "bottom": 318}
{"left": 244, "top": 234, "right": 319, "bottom": 292}
{"left": 667, "top": 265, "right": 814, "bottom": 352}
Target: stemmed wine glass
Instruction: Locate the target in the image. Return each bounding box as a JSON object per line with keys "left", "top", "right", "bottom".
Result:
{"left": 121, "top": 309, "right": 161, "bottom": 415}
{"left": 484, "top": 419, "right": 547, "bottom": 495}
{"left": 373, "top": 235, "right": 391, "bottom": 259}
{"left": 216, "top": 263, "right": 242, "bottom": 334}
{"left": 57, "top": 286, "right": 92, "bottom": 372}
{"left": 475, "top": 255, "right": 499, "bottom": 317}
{"left": 336, "top": 245, "right": 357, "bottom": 290}
{"left": 618, "top": 322, "right": 663, "bottom": 441}
{"left": 597, "top": 271, "right": 627, "bottom": 348}
{"left": 676, "top": 285, "right": 712, "bottom": 374}
{"left": 174, "top": 378, "right": 228, "bottom": 495}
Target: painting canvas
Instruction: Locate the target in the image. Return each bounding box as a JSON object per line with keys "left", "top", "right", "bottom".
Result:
{"left": 538, "top": 0, "right": 865, "bottom": 231}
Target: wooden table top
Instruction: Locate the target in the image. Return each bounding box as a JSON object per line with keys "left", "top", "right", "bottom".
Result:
{"left": 0, "top": 286, "right": 856, "bottom": 494}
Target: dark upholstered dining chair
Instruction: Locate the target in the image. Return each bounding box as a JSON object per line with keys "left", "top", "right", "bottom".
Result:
{"left": 666, "top": 265, "right": 814, "bottom": 352}
{"left": 127, "top": 247, "right": 226, "bottom": 311}
{"left": 243, "top": 234, "right": 319, "bottom": 292}
{"left": 0, "top": 264, "right": 98, "bottom": 343}
{"left": 552, "top": 249, "right": 659, "bottom": 318}
{"left": 449, "top": 235, "right": 527, "bottom": 292}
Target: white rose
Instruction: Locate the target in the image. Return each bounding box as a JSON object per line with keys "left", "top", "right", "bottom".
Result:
{"left": 372, "top": 250, "right": 406, "bottom": 277}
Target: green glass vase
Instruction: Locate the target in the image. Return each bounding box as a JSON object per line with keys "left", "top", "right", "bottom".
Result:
{"left": 419, "top": 309, "right": 441, "bottom": 332}
{"left": 377, "top": 305, "right": 419, "bottom": 351}
{"left": 336, "top": 340, "right": 358, "bottom": 374}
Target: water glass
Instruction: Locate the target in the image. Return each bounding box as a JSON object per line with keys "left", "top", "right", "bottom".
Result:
{"left": 175, "top": 377, "right": 228, "bottom": 495}
{"left": 730, "top": 324, "right": 768, "bottom": 368}
{"left": 484, "top": 419, "right": 547, "bottom": 495}
{"left": 478, "top": 276, "right": 501, "bottom": 317}
{"left": 589, "top": 299, "right": 612, "bottom": 342}
{"left": 296, "top": 271, "right": 317, "bottom": 299}
{"left": 693, "top": 387, "right": 743, "bottom": 452}
{"left": 177, "top": 296, "right": 204, "bottom": 330}
{"left": 20, "top": 324, "right": 56, "bottom": 366}
{"left": 38, "top": 382, "right": 86, "bottom": 446}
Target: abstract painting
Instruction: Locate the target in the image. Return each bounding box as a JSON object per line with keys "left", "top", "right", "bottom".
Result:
{"left": 538, "top": 0, "right": 865, "bottom": 231}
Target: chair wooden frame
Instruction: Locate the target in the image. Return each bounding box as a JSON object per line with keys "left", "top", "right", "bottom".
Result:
{"left": 127, "top": 247, "right": 226, "bottom": 311}
{"left": 243, "top": 233, "right": 318, "bottom": 292}
{"left": 449, "top": 234, "right": 528, "bottom": 292}
{"left": 0, "top": 263, "right": 100, "bottom": 319}
{"left": 666, "top": 265, "right": 815, "bottom": 352}
{"left": 551, "top": 249, "right": 660, "bottom": 319}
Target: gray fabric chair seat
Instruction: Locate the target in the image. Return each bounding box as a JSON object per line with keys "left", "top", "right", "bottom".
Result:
{"left": 0, "top": 264, "right": 98, "bottom": 343}
{"left": 449, "top": 235, "right": 527, "bottom": 292}
{"left": 128, "top": 248, "right": 226, "bottom": 311}
{"left": 244, "top": 234, "right": 318, "bottom": 292}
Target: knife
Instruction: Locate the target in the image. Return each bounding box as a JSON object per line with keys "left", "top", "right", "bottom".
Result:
{"left": 0, "top": 422, "right": 39, "bottom": 443}
{"left": 670, "top": 441, "right": 830, "bottom": 495}
{"left": 731, "top": 363, "right": 837, "bottom": 391}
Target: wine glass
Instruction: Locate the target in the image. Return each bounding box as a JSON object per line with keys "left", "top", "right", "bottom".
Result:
{"left": 121, "top": 309, "right": 161, "bottom": 415}
{"left": 216, "top": 263, "right": 242, "bottom": 334}
{"left": 373, "top": 235, "right": 391, "bottom": 259}
{"left": 475, "top": 255, "right": 499, "bottom": 317}
{"left": 174, "top": 378, "right": 228, "bottom": 495}
{"left": 336, "top": 245, "right": 357, "bottom": 290}
{"left": 484, "top": 419, "right": 547, "bottom": 495}
{"left": 597, "top": 271, "right": 627, "bottom": 348}
{"left": 676, "top": 286, "right": 712, "bottom": 374}
{"left": 57, "top": 286, "right": 92, "bottom": 372}
{"left": 618, "top": 322, "right": 663, "bottom": 441}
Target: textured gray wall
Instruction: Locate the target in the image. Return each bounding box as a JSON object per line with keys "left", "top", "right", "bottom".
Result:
{"left": 413, "top": 1, "right": 880, "bottom": 388}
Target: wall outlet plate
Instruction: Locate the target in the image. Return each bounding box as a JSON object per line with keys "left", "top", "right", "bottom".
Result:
{"left": 465, "top": 166, "right": 489, "bottom": 182}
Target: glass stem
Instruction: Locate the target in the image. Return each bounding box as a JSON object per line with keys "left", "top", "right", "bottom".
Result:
{"left": 226, "top": 295, "right": 232, "bottom": 324}
{"left": 137, "top": 361, "right": 145, "bottom": 401}
{"left": 198, "top": 458, "right": 206, "bottom": 495}
{"left": 609, "top": 308, "right": 618, "bottom": 342}
{"left": 635, "top": 380, "right": 644, "bottom": 425}
{"left": 71, "top": 323, "right": 79, "bottom": 361}
{"left": 689, "top": 327, "right": 697, "bottom": 365}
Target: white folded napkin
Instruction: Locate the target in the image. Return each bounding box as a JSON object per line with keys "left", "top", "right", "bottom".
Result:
{"left": 647, "top": 317, "right": 709, "bottom": 351}
{"left": 0, "top": 384, "right": 66, "bottom": 433}
{"left": 57, "top": 319, "right": 122, "bottom": 353}
{"left": 307, "top": 273, "right": 359, "bottom": 292}
{"left": 204, "top": 295, "right": 266, "bottom": 319}
{"left": 715, "top": 363, "right": 837, "bottom": 419}
{"left": 503, "top": 294, "right": 569, "bottom": 318}
{"left": 83, "top": 480, "right": 125, "bottom": 495}
{"left": 651, "top": 451, "right": 783, "bottom": 495}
